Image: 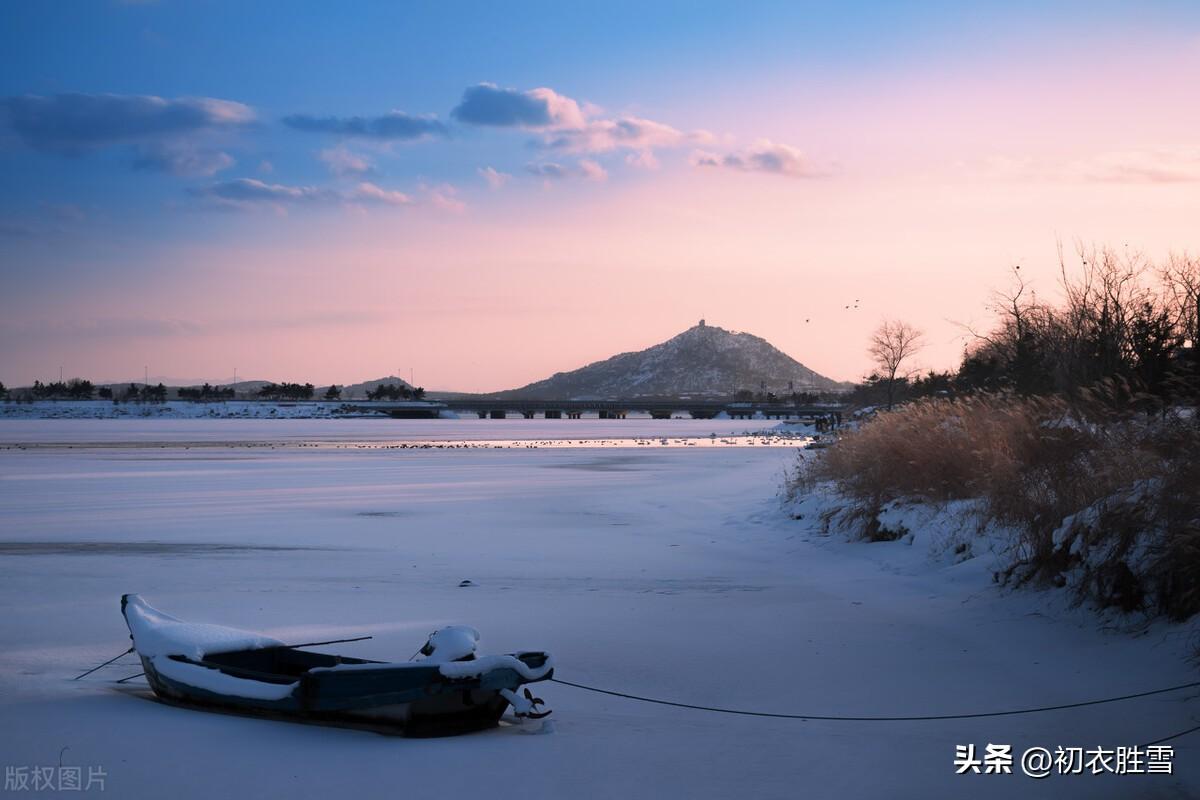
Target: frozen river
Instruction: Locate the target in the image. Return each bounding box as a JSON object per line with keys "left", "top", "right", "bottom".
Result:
{"left": 0, "top": 419, "right": 1194, "bottom": 799}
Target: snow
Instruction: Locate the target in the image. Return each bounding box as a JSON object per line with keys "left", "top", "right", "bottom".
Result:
{"left": 438, "top": 654, "right": 556, "bottom": 682}
{"left": 0, "top": 418, "right": 1196, "bottom": 799}
{"left": 420, "top": 625, "right": 480, "bottom": 663}
{"left": 123, "top": 594, "right": 284, "bottom": 659}
{"left": 122, "top": 594, "right": 300, "bottom": 701}
{"left": 151, "top": 655, "right": 299, "bottom": 701}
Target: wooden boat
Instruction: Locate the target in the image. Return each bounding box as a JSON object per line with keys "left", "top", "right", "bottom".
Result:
{"left": 120, "top": 594, "right": 553, "bottom": 736}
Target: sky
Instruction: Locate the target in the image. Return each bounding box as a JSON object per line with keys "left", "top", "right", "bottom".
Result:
{"left": 1, "top": 1, "right": 1199, "bottom": 391}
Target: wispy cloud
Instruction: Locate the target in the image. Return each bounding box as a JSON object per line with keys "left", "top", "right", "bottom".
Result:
{"left": 350, "top": 181, "right": 412, "bottom": 206}
{"left": 578, "top": 159, "right": 608, "bottom": 182}
{"left": 1, "top": 93, "right": 253, "bottom": 155}
{"left": 525, "top": 159, "right": 607, "bottom": 182}
{"left": 319, "top": 145, "right": 374, "bottom": 177}
{"left": 1070, "top": 148, "right": 1200, "bottom": 183}
{"left": 423, "top": 183, "right": 466, "bottom": 213}
{"left": 191, "top": 178, "right": 411, "bottom": 212}
{"left": 132, "top": 141, "right": 234, "bottom": 177}
{"left": 545, "top": 116, "right": 710, "bottom": 155}
{"left": 477, "top": 166, "right": 511, "bottom": 189}
{"left": 1, "top": 311, "right": 388, "bottom": 342}
{"left": 282, "top": 110, "right": 446, "bottom": 141}
{"left": 691, "top": 139, "right": 820, "bottom": 178}
{"left": 960, "top": 148, "right": 1200, "bottom": 184}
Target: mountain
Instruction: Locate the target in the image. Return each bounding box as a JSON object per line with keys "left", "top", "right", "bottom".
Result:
{"left": 497, "top": 321, "right": 848, "bottom": 399}
{"left": 336, "top": 376, "right": 414, "bottom": 399}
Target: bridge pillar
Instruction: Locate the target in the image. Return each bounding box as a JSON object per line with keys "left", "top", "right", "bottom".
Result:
{"left": 545, "top": 409, "right": 562, "bottom": 419}
{"left": 489, "top": 410, "right": 506, "bottom": 419}
{"left": 522, "top": 410, "right": 535, "bottom": 419}
{"left": 476, "top": 410, "right": 488, "bottom": 419}
{"left": 567, "top": 411, "right": 582, "bottom": 419}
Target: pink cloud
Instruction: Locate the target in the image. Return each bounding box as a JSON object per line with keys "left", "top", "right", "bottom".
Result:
{"left": 692, "top": 139, "right": 820, "bottom": 178}
{"left": 477, "top": 166, "right": 511, "bottom": 189}
{"left": 424, "top": 183, "right": 466, "bottom": 213}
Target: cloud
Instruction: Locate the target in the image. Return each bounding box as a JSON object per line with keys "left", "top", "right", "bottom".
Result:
{"left": 423, "top": 183, "right": 466, "bottom": 213}
{"left": 524, "top": 160, "right": 607, "bottom": 182}
{"left": 960, "top": 149, "right": 1200, "bottom": 184}
{"left": 192, "top": 178, "right": 410, "bottom": 212}
{"left": 196, "top": 178, "right": 330, "bottom": 205}
{"left": 0, "top": 203, "right": 90, "bottom": 240}
{"left": 525, "top": 161, "right": 571, "bottom": 180}
{"left": 319, "top": 145, "right": 374, "bottom": 176}
{"left": 477, "top": 166, "right": 511, "bottom": 189}
{"left": 691, "top": 139, "right": 819, "bottom": 178}
{"left": 0, "top": 93, "right": 253, "bottom": 155}
{"left": 282, "top": 111, "right": 446, "bottom": 140}
{"left": 578, "top": 159, "right": 608, "bottom": 182}
{"left": 450, "top": 82, "right": 709, "bottom": 178}
{"left": 350, "top": 181, "right": 412, "bottom": 206}
{"left": 0, "top": 219, "right": 35, "bottom": 239}
{"left": 625, "top": 150, "right": 660, "bottom": 170}
{"left": 1070, "top": 149, "right": 1200, "bottom": 183}
{"left": 132, "top": 141, "right": 235, "bottom": 177}
{"left": 544, "top": 116, "right": 707, "bottom": 154}
{"left": 451, "top": 83, "right": 585, "bottom": 129}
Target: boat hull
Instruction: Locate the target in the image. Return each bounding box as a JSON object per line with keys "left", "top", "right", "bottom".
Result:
{"left": 122, "top": 595, "right": 552, "bottom": 736}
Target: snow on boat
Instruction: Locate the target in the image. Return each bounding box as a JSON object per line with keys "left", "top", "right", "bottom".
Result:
{"left": 120, "top": 594, "right": 554, "bottom": 736}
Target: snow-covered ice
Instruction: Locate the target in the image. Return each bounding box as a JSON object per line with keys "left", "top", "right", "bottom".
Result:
{"left": 0, "top": 418, "right": 1195, "bottom": 799}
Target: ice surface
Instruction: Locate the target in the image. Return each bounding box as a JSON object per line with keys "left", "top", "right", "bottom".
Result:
{"left": 0, "top": 419, "right": 1195, "bottom": 799}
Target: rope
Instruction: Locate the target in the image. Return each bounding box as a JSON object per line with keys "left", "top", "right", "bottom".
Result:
{"left": 549, "top": 677, "right": 1200, "bottom": 722}
{"left": 1143, "top": 722, "right": 1200, "bottom": 747}
{"left": 73, "top": 647, "right": 133, "bottom": 680}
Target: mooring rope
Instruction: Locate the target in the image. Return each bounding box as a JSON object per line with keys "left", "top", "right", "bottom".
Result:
{"left": 1143, "top": 722, "right": 1200, "bottom": 746}
{"left": 549, "top": 677, "right": 1200, "bottom": 723}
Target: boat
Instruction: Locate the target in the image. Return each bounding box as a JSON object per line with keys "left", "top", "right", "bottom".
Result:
{"left": 120, "top": 594, "right": 554, "bottom": 736}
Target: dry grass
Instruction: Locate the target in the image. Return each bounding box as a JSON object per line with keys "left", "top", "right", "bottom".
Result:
{"left": 799, "top": 393, "right": 1200, "bottom": 619}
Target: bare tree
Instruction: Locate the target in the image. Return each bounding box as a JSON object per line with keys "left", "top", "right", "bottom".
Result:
{"left": 869, "top": 319, "right": 925, "bottom": 409}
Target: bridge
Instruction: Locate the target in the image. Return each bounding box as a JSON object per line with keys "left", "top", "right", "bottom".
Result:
{"left": 439, "top": 398, "right": 845, "bottom": 420}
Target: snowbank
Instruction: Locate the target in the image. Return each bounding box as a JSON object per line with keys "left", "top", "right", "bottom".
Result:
{"left": 0, "top": 401, "right": 368, "bottom": 420}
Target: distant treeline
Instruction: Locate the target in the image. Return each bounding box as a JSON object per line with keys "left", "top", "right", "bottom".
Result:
{"left": 256, "top": 382, "right": 315, "bottom": 401}
{"left": 5, "top": 380, "right": 171, "bottom": 402}
{"left": 179, "top": 383, "right": 235, "bottom": 400}
{"left": 0, "top": 380, "right": 436, "bottom": 403}
{"left": 367, "top": 383, "right": 426, "bottom": 401}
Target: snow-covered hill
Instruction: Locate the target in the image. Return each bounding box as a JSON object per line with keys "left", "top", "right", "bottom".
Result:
{"left": 500, "top": 321, "right": 848, "bottom": 398}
